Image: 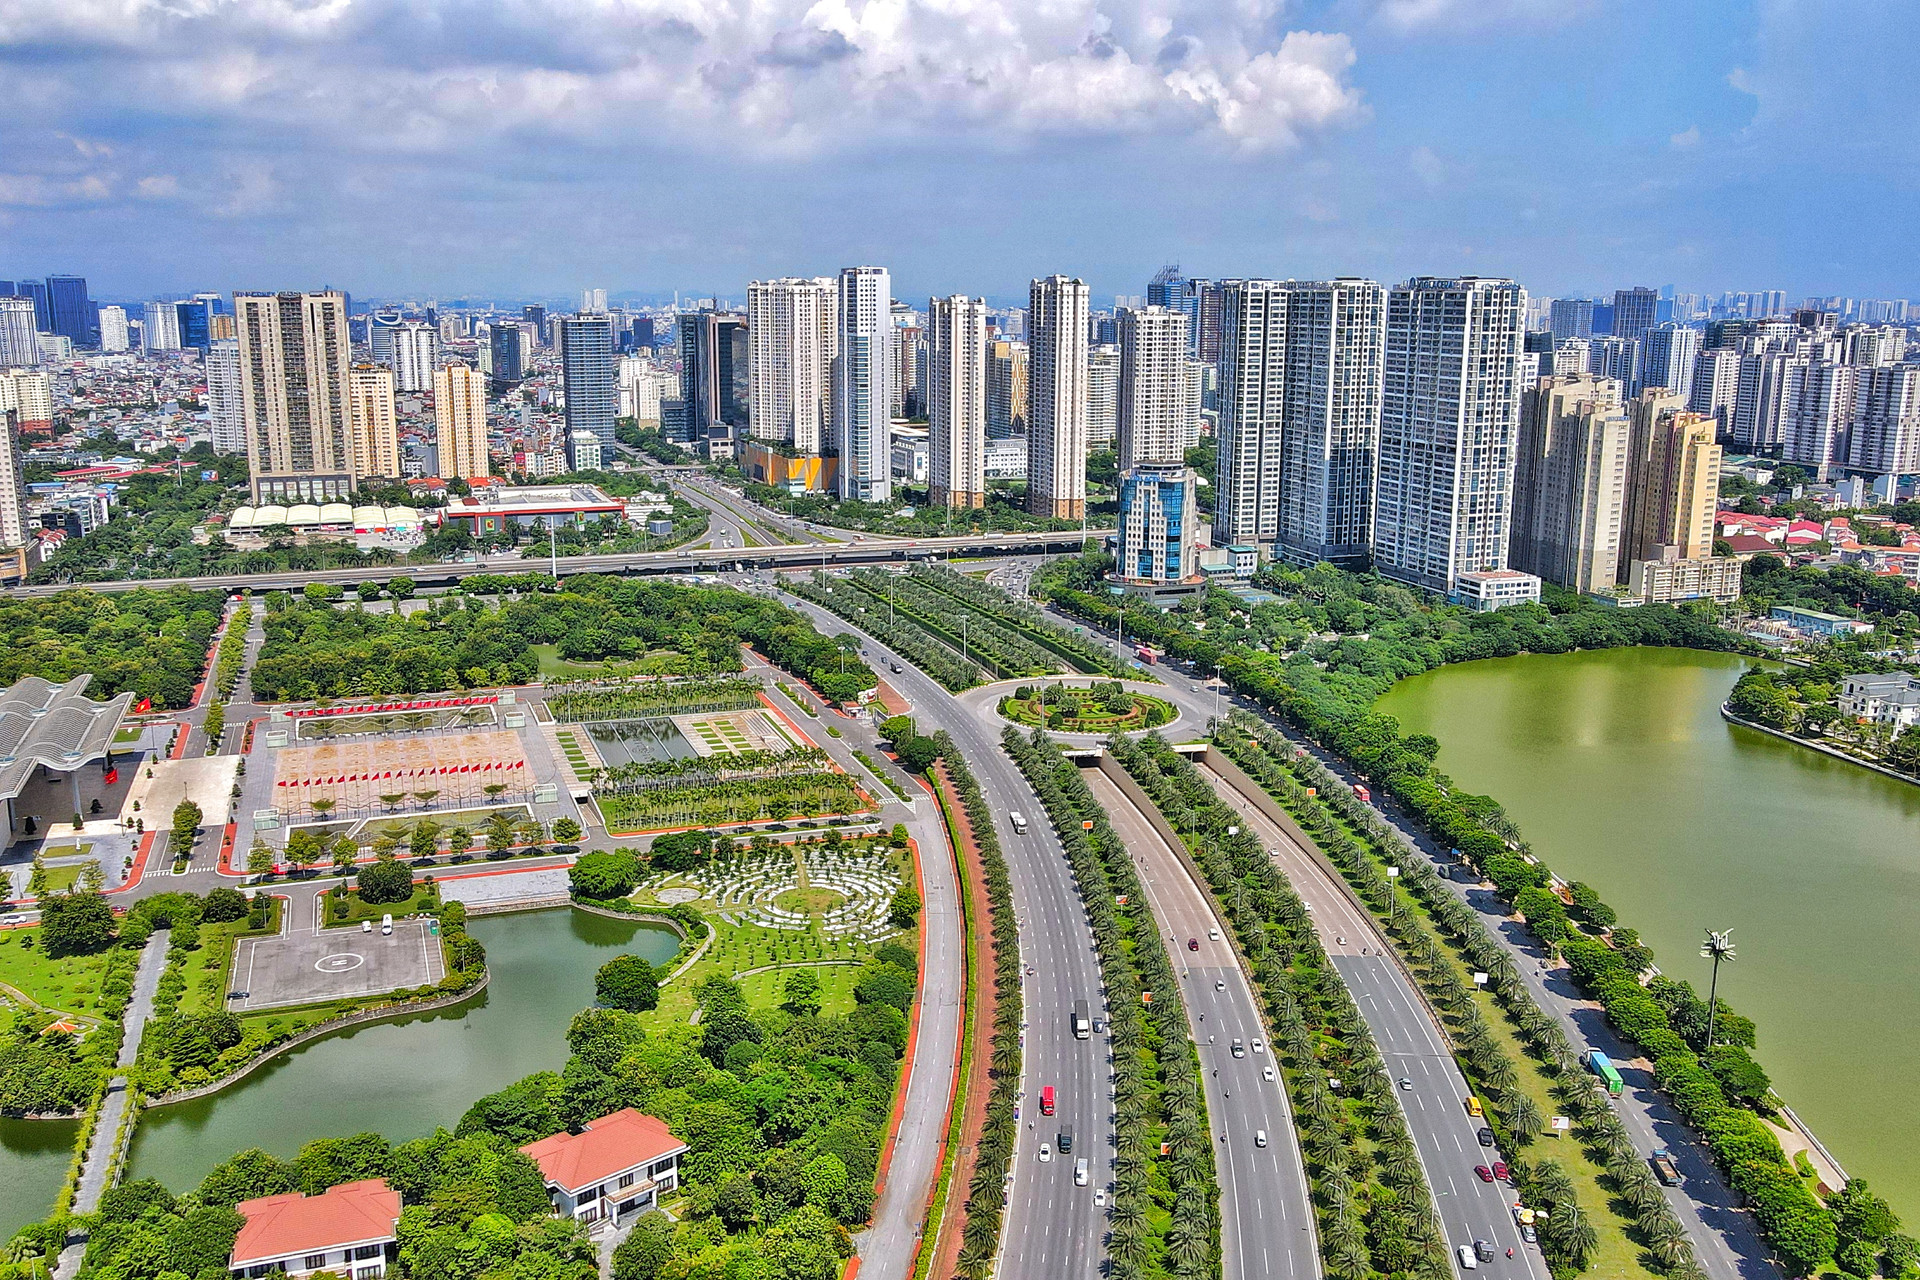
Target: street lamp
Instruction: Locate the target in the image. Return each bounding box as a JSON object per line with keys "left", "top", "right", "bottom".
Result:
{"left": 1701, "top": 929, "right": 1736, "bottom": 1049}
{"left": 952, "top": 615, "right": 970, "bottom": 666}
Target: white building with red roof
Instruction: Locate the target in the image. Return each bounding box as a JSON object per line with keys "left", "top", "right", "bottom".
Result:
{"left": 229, "top": 1179, "right": 402, "bottom": 1280}
{"left": 519, "top": 1109, "right": 687, "bottom": 1227}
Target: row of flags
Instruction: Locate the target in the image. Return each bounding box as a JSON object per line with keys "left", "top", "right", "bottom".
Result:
{"left": 275, "top": 760, "right": 525, "bottom": 787}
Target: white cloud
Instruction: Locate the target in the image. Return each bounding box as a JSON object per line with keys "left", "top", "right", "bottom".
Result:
{"left": 1409, "top": 145, "right": 1444, "bottom": 187}
{"left": 135, "top": 174, "right": 180, "bottom": 197}
{"left": 0, "top": 0, "right": 1366, "bottom": 158}
{"left": 1669, "top": 125, "right": 1701, "bottom": 149}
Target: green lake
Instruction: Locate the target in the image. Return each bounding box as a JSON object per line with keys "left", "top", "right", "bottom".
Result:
{"left": 1376, "top": 646, "right": 1920, "bottom": 1217}
{"left": 124, "top": 908, "right": 681, "bottom": 1195}
{"left": 0, "top": 1116, "right": 78, "bottom": 1243}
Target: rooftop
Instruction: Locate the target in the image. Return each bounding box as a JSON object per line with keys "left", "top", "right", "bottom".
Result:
{"left": 445, "top": 483, "right": 623, "bottom": 515}
{"left": 519, "top": 1109, "right": 686, "bottom": 1194}
{"left": 0, "top": 676, "right": 135, "bottom": 800}
{"left": 231, "top": 1179, "right": 402, "bottom": 1267}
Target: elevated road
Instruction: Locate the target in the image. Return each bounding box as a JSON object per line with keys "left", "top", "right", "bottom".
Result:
{"left": 12, "top": 530, "right": 1106, "bottom": 598}
{"left": 1081, "top": 765, "right": 1319, "bottom": 1280}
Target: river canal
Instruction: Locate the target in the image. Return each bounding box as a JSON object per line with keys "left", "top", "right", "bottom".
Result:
{"left": 1376, "top": 646, "right": 1920, "bottom": 1217}
{"left": 122, "top": 908, "right": 680, "bottom": 1195}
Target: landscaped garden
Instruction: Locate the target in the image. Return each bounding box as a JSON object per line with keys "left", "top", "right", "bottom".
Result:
{"left": 545, "top": 676, "right": 765, "bottom": 723}
{"left": 595, "top": 770, "right": 873, "bottom": 835}
{"left": 997, "top": 681, "right": 1175, "bottom": 733}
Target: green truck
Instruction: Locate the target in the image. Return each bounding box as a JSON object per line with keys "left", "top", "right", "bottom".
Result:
{"left": 1585, "top": 1050, "right": 1624, "bottom": 1096}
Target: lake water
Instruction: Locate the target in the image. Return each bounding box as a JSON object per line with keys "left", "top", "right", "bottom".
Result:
{"left": 1377, "top": 646, "right": 1920, "bottom": 1216}
{"left": 0, "top": 1115, "right": 79, "bottom": 1241}
{"left": 126, "top": 908, "right": 681, "bottom": 1193}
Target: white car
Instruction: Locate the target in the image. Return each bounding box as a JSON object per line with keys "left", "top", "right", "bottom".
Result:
{"left": 1208, "top": 927, "right": 1221, "bottom": 941}
{"left": 1038, "top": 1143, "right": 1052, "bottom": 1163}
{"left": 1254, "top": 1129, "right": 1268, "bottom": 1148}
{"left": 1262, "top": 1065, "right": 1276, "bottom": 1082}
{"left": 361, "top": 920, "right": 372, "bottom": 933}
{"left": 1094, "top": 1189, "right": 1107, "bottom": 1207}
{"left": 1252, "top": 1039, "right": 1265, "bottom": 1054}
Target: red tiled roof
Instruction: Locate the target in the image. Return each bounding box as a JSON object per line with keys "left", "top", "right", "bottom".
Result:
{"left": 519, "top": 1110, "right": 686, "bottom": 1194}
{"left": 1723, "top": 535, "right": 1781, "bottom": 555}
{"left": 231, "top": 1179, "right": 401, "bottom": 1266}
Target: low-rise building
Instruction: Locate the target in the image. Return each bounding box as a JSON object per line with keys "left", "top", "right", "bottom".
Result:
{"left": 443, "top": 483, "right": 626, "bottom": 534}
{"left": 520, "top": 1109, "right": 688, "bottom": 1228}
{"left": 1838, "top": 672, "right": 1920, "bottom": 731}
{"left": 1450, "top": 569, "right": 1542, "bottom": 612}
{"left": 229, "top": 1178, "right": 402, "bottom": 1280}
{"left": 1626, "top": 554, "right": 1743, "bottom": 604}
{"left": 1769, "top": 604, "right": 1873, "bottom": 638}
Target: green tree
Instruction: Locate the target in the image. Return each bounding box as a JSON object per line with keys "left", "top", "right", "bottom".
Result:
{"left": 888, "top": 880, "right": 921, "bottom": 929}
{"left": 356, "top": 857, "right": 415, "bottom": 905}
{"left": 895, "top": 735, "right": 941, "bottom": 773}
{"left": 610, "top": 1212, "right": 673, "bottom": 1280}
{"left": 40, "top": 890, "right": 115, "bottom": 956}
{"left": 570, "top": 850, "right": 641, "bottom": 900}
{"left": 201, "top": 886, "right": 249, "bottom": 923}
{"left": 594, "top": 955, "right": 660, "bottom": 1012}
{"left": 551, "top": 818, "right": 582, "bottom": 843}
{"left": 780, "top": 969, "right": 823, "bottom": 1017}
{"left": 760, "top": 1205, "right": 852, "bottom": 1280}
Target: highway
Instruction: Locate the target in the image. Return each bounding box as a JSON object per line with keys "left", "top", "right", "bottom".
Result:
{"left": 1195, "top": 758, "right": 1548, "bottom": 1280}
{"left": 1081, "top": 765, "right": 1320, "bottom": 1280}
{"left": 777, "top": 587, "right": 1111, "bottom": 1280}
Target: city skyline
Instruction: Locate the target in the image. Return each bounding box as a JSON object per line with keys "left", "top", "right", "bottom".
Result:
{"left": 3, "top": 4, "right": 1916, "bottom": 302}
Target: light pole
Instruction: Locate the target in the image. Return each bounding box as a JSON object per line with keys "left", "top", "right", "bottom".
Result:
{"left": 1701, "top": 928, "right": 1736, "bottom": 1049}
{"left": 953, "top": 615, "right": 970, "bottom": 666}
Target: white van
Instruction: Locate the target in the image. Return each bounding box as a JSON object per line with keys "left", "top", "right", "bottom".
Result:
{"left": 1010, "top": 812, "right": 1029, "bottom": 834}
{"left": 1254, "top": 1129, "right": 1268, "bottom": 1148}
{"left": 380, "top": 913, "right": 393, "bottom": 935}
{"left": 1457, "top": 1245, "right": 1479, "bottom": 1272}
{"left": 1073, "top": 1158, "right": 1089, "bottom": 1186}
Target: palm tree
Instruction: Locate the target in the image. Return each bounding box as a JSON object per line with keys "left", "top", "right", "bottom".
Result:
{"left": 310, "top": 797, "right": 337, "bottom": 817}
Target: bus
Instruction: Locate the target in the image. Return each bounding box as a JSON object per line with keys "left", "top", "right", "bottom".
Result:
{"left": 1040, "top": 1086, "right": 1056, "bottom": 1116}
{"left": 1585, "top": 1050, "right": 1624, "bottom": 1096}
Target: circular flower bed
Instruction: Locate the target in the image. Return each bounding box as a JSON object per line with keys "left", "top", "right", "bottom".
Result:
{"left": 998, "top": 683, "right": 1177, "bottom": 734}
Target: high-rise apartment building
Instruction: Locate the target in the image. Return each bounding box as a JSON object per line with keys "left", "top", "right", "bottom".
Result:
{"left": 98, "top": 306, "right": 129, "bottom": 353}
{"left": 0, "top": 407, "right": 26, "bottom": 549}
{"left": 1511, "top": 374, "right": 1629, "bottom": 594}
{"left": 676, "top": 311, "right": 749, "bottom": 447}
{"left": 1087, "top": 345, "right": 1119, "bottom": 451}
{"left": 0, "top": 299, "right": 38, "bottom": 367}
{"left": 207, "top": 339, "right": 246, "bottom": 453}
{"left": 1549, "top": 299, "right": 1595, "bottom": 341}
{"left": 926, "top": 295, "right": 988, "bottom": 509}
{"left": 1116, "top": 462, "right": 1196, "bottom": 583}
{"left": 1842, "top": 325, "right": 1906, "bottom": 367}
{"left": 1275, "top": 280, "right": 1387, "bottom": 569}
{"left": 0, "top": 370, "right": 53, "bottom": 437}
{"left": 582, "top": 288, "right": 607, "bottom": 315}
{"left": 143, "top": 301, "right": 181, "bottom": 352}
{"left": 389, "top": 321, "right": 439, "bottom": 393}
{"left": 1117, "top": 306, "right": 1189, "bottom": 469}
{"left": 1217, "top": 281, "right": 1287, "bottom": 551}
{"left": 892, "top": 319, "right": 924, "bottom": 418}
{"left": 1782, "top": 361, "right": 1856, "bottom": 474}
{"left": 488, "top": 322, "right": 525, "bottom": 388}
{"left": 1848, "top": 365, "right": 1920, "bottom": 474}
{"left": 1026, "top": 275, "right": 1090, "bottom": 519}
{"left": 1181, "top": 359, "right": 1207, "bottom": 454}
{"left": 1640, "top": 323, "right": 1699, "bottom": 398}
{"left": 1620, "top": 395, "right": 1718, "bottom": 574}
{"left": 434, "top": 363, "right": 490, "bottom": 481}
{"left": 1613, "top": 288, "right": 1659, "bottom": 344}
{"left": 1688, "top": 347, "right": 1741, "bottom": 435}
{"left": 560, "top": 314, "right": 617, "bottom": 466}
{"left": 833, "top": 267, "right": 893, "bottom": 502}
{"left": 1373, "top": 277, "right": 1528, "bottom": 595}
{"left": 234, "top": 291, "right": 356, "bottom": 502}
{"left": 986, "top": 340, "right": 1028, "bottom": 439}
{"left": 747, "top": 278, "right": 835, "bottom": 454}
{"left": 347, "top": 365, "right": 400, "bottom": 480}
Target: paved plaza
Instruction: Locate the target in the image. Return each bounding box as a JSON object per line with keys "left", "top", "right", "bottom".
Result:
{"left": 229, "top": 915, "right": 445, "bottom": 1012}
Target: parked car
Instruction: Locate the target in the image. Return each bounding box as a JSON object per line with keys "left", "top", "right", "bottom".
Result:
{"left": 1520, "top": 1225, "right": 1537, "bottom": 1244}
{"left": 1491, "top": 1161, "right": 1510, "bottom": 1182}
{"left": 380, "top": 913, "right": 393, "bottom": 935}
{"left": 1477, "top": 1127, "right": 1495, "bottom": 1147}
{"left": 361, "top": 920, "right": 372, "bottom": 933}
{"left": 1474, "top": 1165, "right": 1494, "bottom": 1183}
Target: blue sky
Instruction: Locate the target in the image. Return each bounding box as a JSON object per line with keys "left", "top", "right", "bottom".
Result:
{"left": 1, "top": 0, "right": 1914, "bottom": 307}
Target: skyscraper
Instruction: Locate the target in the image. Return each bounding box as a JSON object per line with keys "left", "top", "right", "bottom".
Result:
{"left": 676, "top": 311, "right": 750, "bottom": 446}
{"left": 98, "top": 306, "right": 129, "bottom": 353}
{"left": 926, "top": 295, "right": 988, "bottom": 509}
{"left": 1612, "top": 287, "right": 1659, "bottom": 344}
{"left": 1116, "top": 307, "right": 1189, "bottom": 469}
{"left": 1848, "top": 365, "right": 1920, "bottom": 474}
{"left": 1510, "top": 373, "right": 1628, "bottom": 594}
{"left": 1372, "top": 277, "right": 1528, "bottom": 595}
{"left": 582, "top": 288, "right": 607, "bottom": 315}
{"left": 1620, "top": 395, "right": 1718, "bottom": 575}
{"left": 1688, "top": 347, "right": 1741, "bottom": 435}
{"left": 1275, "top": 280, "right": 1387, "bottom": 569}
{"left": 176, "top": 297, "right": 216, "bottom": 352}
{"left": 0, "top": 406, "right": 27, "bottom": 549}
{"left": 0, "top": 299, "right": 37, "bottom": 367}
{"left": 1549, "top": 299, "right": 1594, "bottom": 341}
{"left": 1026, "top": 275, "right": 1090, "bottom": 519}
{"left": 1781, "top": 360, "right": 1855, "bottom": 475}
{"left": 347, "top": 365, "right": 400, "bottom": 480}
{"left": 367, "top": 311, "right": 403, "bottom": 366}
{"left": 747, "top": 278, "right": 835, "bottom": 454}
{"left": 390, "top": 321, "right": 440, "bottom": 393}
{"left": 986, "top": 340, "right": 1028, "bottom": 439}
{"left": 1640, "top": 323, "right": 1700, "bottom": 398}
{"left": 1116, "top": 462, "right": 1196, "bottom": 583}
{"left": 45, "top": 276, "right": 93, "bottom": 348}
{"left": 0, "top": 371, "right": 53, "bottom": 437}
{"left": 207, "top": 340, "right": 246, "bottom": 454}
{"left": 522, "top": 306, "right": 547, "bottom": 347}
{"left": 488, "top": 322, "right": 525, "bottom": 389}
{"left": 142, "top": 301, "right": 181, "bottom": 352}
{"left": 560, "top": 313, "right": 617, "bottom": 466}
{"left": 434, "top": 363, "right": 490, "bottom": 481}
{"left": 234, "top": 291, "right": 356, "bottom": 502}
{"left": 833, "top": 266, "right": 892, "bottom": 502}
{"left": 1086, "top": 345, "right": 1119, "bottom": 452}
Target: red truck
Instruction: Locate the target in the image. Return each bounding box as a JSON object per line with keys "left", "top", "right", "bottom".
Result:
{"left": 1352, "top": 783, "right": 1372, "bottom": 803}
{"left": 1040, "top": 1086, "right": 1056, "bottom": 1116}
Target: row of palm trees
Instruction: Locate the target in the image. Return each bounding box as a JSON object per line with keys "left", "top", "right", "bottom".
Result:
{"left": 789, "top": 576, "right": 984, "bottom": 691}
{"left": 592, "top": 745, "right": 831, "bottom": 794}
{"left": 1004, "top": 728, "right": 1220, "bottom": 1280}
{"left": 545, "top": 676, "right": 764, "bottom": 724}
{"left": 1109, "top": 733, "right": 1451, "bottom": 1280}
{"left": 908, "top": 563, "right": 1128, "bottom": 678}
{"left": 1220, "top": 714, "right": 1706, "bottom": 1279}
{"left": 932, "top": 735, "right": 1027, "bottom": 1280}
{"left": 299, "top": 703, "right": 493, "bottom": 740}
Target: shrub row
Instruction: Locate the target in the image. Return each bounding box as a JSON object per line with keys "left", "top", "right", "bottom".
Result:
{"left": 787, "top": 574, "right": 983, "bottom": 691}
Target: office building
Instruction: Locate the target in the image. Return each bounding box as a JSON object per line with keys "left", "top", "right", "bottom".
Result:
{"left": 1372, "top": 277, "right": 1528, "bottom": 596}
{"left": 45, "top": 276, "right": 93, "bottom": 348}
{"left": 347, "top": 365, "right": 400, "bottom": 480}
{"left": 143, "top": 301, "right": 181, "bottom": 352}
{"left": 14, "top": 280, "right": 51, "bottom": 332}
{"left": 1640, "top": 323, "right": 1699, "bottom": 398}
{"left": 1688, "top": 347, "right": 1741, "bottom": 434}
{"left": 1511, "top": 374, "right": 1629, "bottom": 593}
{"left": 1619, "top": 395, "right": 1716, "bottom": 573}
{"left": 488, "top": 322, "right": 525, "bottom": 388}
{"left": 582, "top": 288, "right": 607, "bottom": 315}
{"left": 434, "top": 363, "right": 490, "bottom": 481}
{"left": 176, "top": 296, "right": 216, "bottom": 352}
{"left": 1116, "top": 461, "right": 1196, "bottom": 584}
{"left": 1275, "top": 280, "right": 1387, "bottom": 569}
{"left": 235, "top": 291, "right": 356, "bottom": 502}
{"left": 1613, "top": 287, "right": 1659, "bottom": 344}
{"left": 926, "top": 295, "right": 988, "bottom": 509}
{"left": 0, "top": 299, "right": 37, "bottom": 367}
{"left": 207, "top": 340, "right": 246, "bottom": 453}
{"left": 0, "top": 370, "right": 53, "bottom": 437}
{"left": 1452, "top": 568, "right": 1543, "bottom": 611}
{"left": 367, "top": 311, "right": 403, "bottom": 366}
{"left": 1549, "top": 298, "right": 1594, "bottom": 341}
{"left": 1849, "top": 365, "right": 1920, "bottom": 475}
{"left": 1087, "top": 344, "right": 1119, "bottom": 451}
{"left": 747, "top": 278, "right": 835, "bottom": 454}
{"left": 98, "top": 306, "right": 129, "bottom": 353}
{"left": 1026, "top": 275, "right": 1090, "bottom": 519}
{"left": 832, "top": 267, "right": 892, "bottom": 502}
{"left": 1626, "top": 551, "right": 1742, "bottom": 604}
{"left": 522, "top": 305, "right": 547, "bottom": 346}
{"left": 676, "top": 311, "right": 749, "bottom": 448}
{"left": 986, "top": 340, "right": 1028, "bottom": 439}
{"left": 560, "top": 314, "right": 617, "bottom": 464}
{"left": 389, "top": 321, "right": 439, "bottom": 393}
{"left": 1117, "top": 306, "right": 1189, "bottom": 469}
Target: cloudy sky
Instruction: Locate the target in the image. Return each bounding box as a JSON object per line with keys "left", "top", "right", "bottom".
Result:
{"left": 1, "top": 0, "right": 1913, "bottom": 306}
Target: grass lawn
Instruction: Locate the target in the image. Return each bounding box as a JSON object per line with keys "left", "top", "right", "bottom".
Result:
{"left": 35, "top": 864, "right": 85, "bottom": 894}
{"left": 180, "top": 908, "right": 284, "bottom": 1016}
{"left": 320, "top": 887, "right": 439, "bottom": 929}
{"left": 113, "top": 727, "right": 143, "bottom": 744}
{"left": 0, "top": 929, "right": 114, "bottom": 1017}
{"left": 353, "top": 805, "right": 529, "bottom": 842}
{"left": 773, "top": 886, "right": 847, "bottom": 914}
{"left": 734, "top": 962, "right": 864, "bottom": 1017}
{"left": 530, "top": 644, "right": 614, "bottom": 680}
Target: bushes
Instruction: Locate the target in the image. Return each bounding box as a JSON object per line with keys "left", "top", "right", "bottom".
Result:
{"left": 594, "top": 955, "right": 660, "bottom": 1012}
{"left": 355, "top": 856, "right": 415, "bottom": 905}
{"left": 570, "top": 850, "right": 642, "bottom": 901}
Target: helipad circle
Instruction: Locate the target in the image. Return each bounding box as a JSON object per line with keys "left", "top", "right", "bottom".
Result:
{"left": 316, "top": 953, "right": 366, "bottom": 973}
